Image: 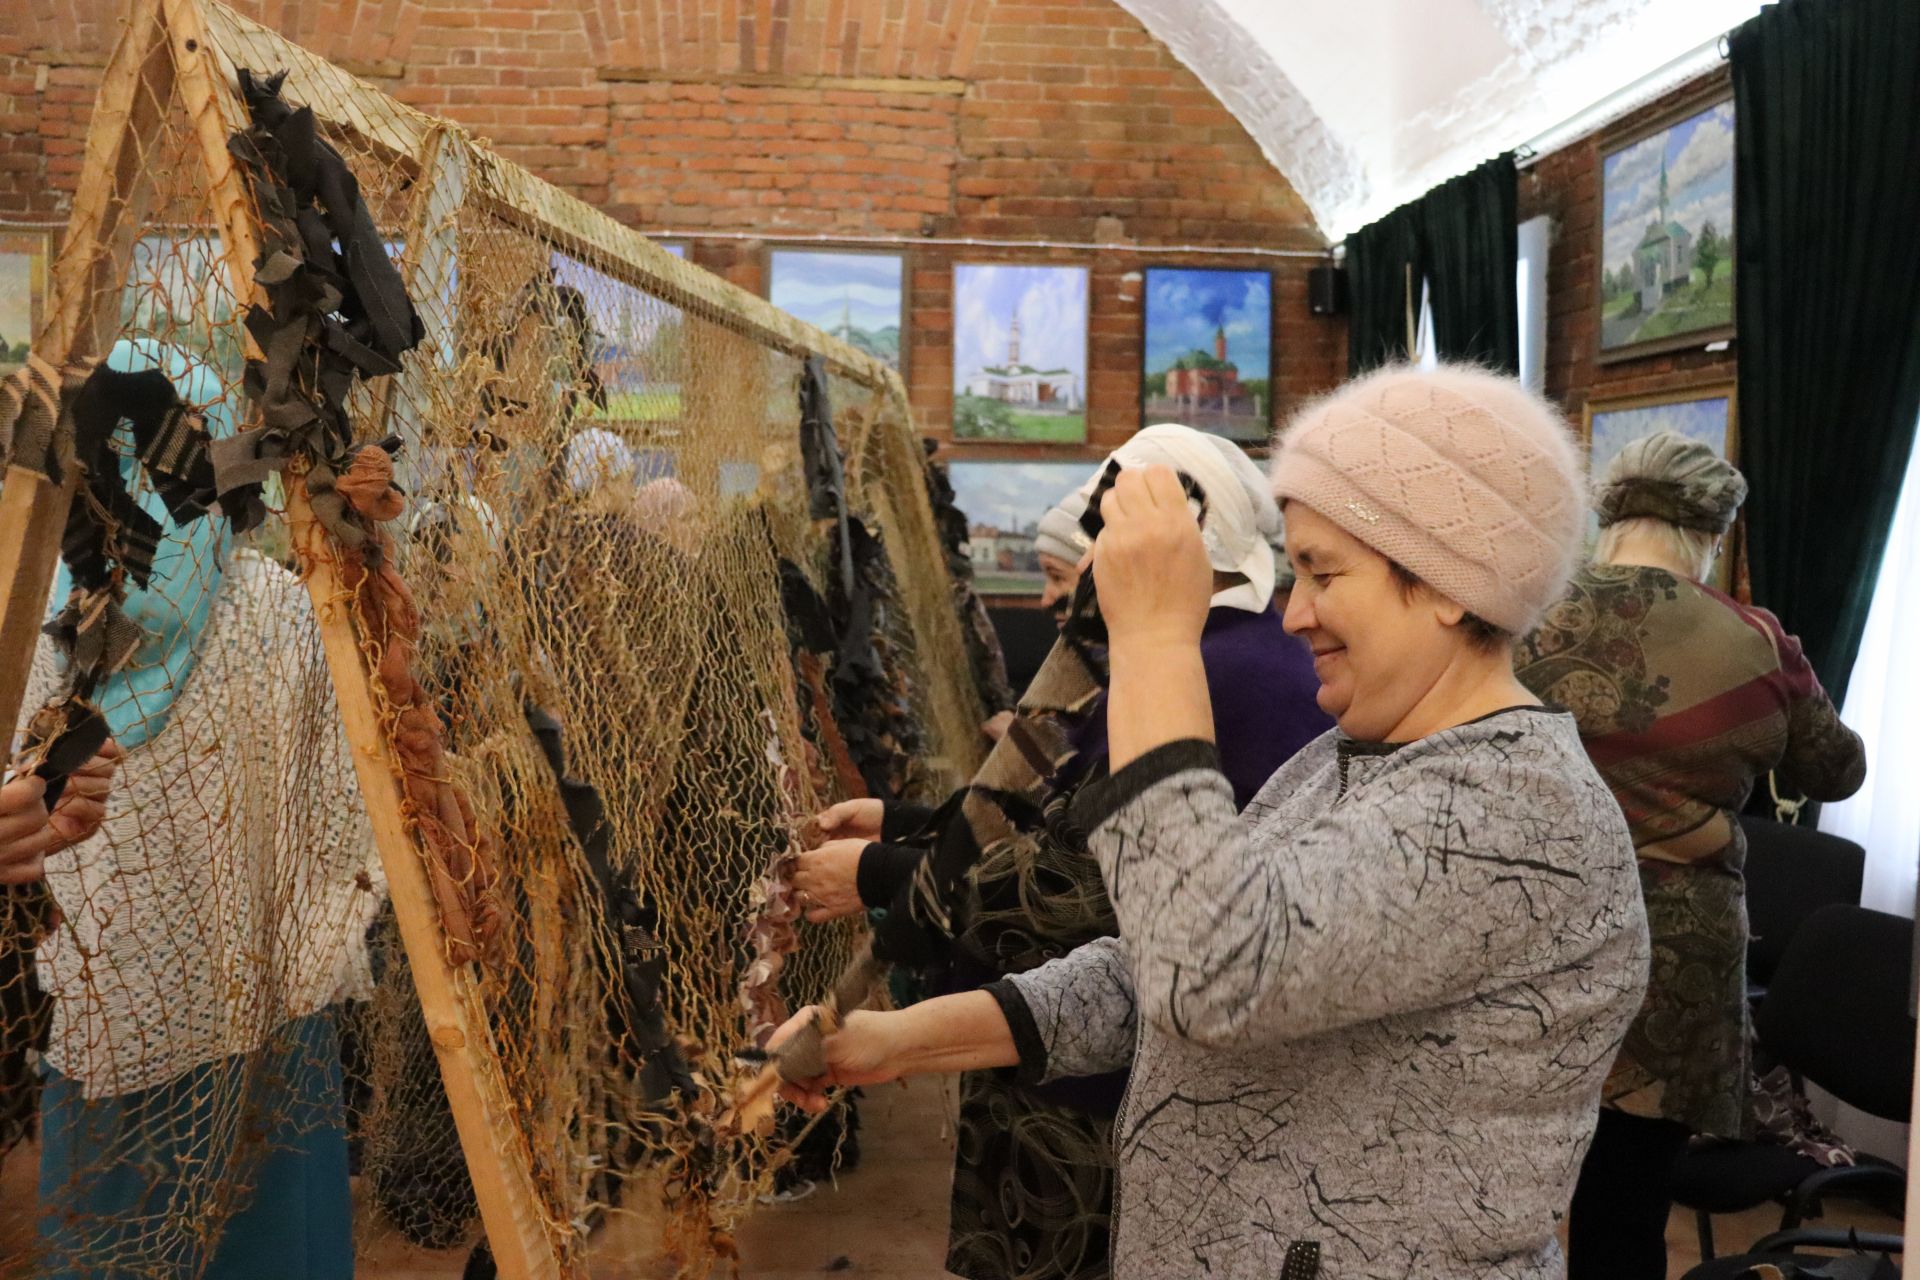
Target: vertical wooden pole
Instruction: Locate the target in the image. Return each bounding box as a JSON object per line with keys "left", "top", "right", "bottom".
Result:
{"left": 163, "top": 1, "right": 573, "bottom": 1275}
{"left": 0, "top": 0, "right": 173, "bottom": 745}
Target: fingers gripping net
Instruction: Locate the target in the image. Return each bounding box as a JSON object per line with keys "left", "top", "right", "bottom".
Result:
{"left": 0, "top": 0, "right": 988, "bottom": 1275}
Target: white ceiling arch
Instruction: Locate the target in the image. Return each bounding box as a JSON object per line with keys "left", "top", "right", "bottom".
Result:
{"left": 1109, "top": 0, "right": 1763, "bottom": 240}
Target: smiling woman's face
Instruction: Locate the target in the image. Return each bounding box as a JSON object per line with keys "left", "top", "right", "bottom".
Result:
{"left": 1280, "top": 501, "right": 1468, "bottom": 741}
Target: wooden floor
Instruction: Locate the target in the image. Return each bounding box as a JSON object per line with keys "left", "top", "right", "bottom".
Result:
{"left": 0, "top": 1078, "right": 1901, "bottom": 1277}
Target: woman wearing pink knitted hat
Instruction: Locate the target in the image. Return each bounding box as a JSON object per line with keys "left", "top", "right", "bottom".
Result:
{"left": 769, "top": 365, "right": 1652, "bottom": 1278}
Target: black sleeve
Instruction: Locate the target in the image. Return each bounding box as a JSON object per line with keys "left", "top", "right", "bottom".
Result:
{"left": 856, "top": 842, "right": 923, "bottom": 909}
{"left": 881, "top": 800, "right": 941, "bottom": 843}
{"left": 1067, "top": 738, "right": 1222, "bottom": 834}
{"left": 983, "top": 978, "right": 1048, "bottom": 1086}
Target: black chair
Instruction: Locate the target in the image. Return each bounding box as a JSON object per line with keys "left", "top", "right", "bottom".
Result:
{"left": 1679, "top": 1228, "right": 1900, "bottom": 1279}
{"left": 1671, "top": 904, "right": 1912, "bottom": 1261}
{"left": 1740, "top": 816, "right": 1866, "bottom": 1005}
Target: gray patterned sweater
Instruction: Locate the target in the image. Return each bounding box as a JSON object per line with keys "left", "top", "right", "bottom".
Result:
{"left": 988, "top": 708, "right": 1649, "bottom": 1278}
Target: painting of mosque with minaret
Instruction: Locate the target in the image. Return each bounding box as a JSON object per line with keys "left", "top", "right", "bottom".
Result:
{"left": 952, "top": 264, "right": 1088, "bottom": 442}
{"left": 767, "top": 249, "right": 905, "bottom": 372}
{"left": 1599, "top": 96, "right": 1735, "bottom": 359}
{"left": 1143, "top": 267, "right": 1273, "bottom": 443}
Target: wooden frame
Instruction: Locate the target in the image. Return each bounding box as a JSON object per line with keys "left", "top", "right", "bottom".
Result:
{"left": 761, "top": 242, "right": 912, "bottom": 386}
{"left": 4, "top": 10, "right": 986, "bottom": 1277}
{"left": 1594, "top": 81, "right": 1737, "bottom": 365}
{"left": 1581, "top": 379, "right": 1741, "bottom": 589}
{"left": 1137, "top": 264, "right": 1276, "bottom": 445}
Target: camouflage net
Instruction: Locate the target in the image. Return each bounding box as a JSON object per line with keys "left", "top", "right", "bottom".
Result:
{"left": 0, "top": 1, "right": 989, "bottom": 1275}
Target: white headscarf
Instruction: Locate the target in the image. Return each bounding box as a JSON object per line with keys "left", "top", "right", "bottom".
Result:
{"left": 1111, "top": 424, "right": 1283, "bottom": 612}
{"left": 564, "top": 427, "right": 633, "bottom": 492}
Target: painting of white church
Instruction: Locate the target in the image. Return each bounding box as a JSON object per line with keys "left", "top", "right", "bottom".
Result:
{"left": 1599, "top": 97, "right": 1736, "bottom": 358}
{"left": 952, "top": 264, "right": 1087, "bottom": 442}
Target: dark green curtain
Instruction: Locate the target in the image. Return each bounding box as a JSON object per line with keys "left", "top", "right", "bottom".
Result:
{"left": 1345, "top": 155, "right": 1518, "bottom": 376}
{"left": 1345, "top": 204, "right": 1423, "bottom": 375}
{"left": 1733, "top": 0, "right": 1920, "bottom": 704}
{"left": 1421, "top": 155, "right": 1519, "bottom": 374}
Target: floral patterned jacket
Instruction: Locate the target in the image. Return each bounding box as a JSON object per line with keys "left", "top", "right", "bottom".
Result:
{"left": 1516, "top": 564, "right": 1866, "bottom": 1135}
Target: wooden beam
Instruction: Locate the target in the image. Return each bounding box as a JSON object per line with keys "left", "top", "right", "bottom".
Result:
{"left": 198, "top": 0, "right": 904, "bottom": 397}
{"left": 1, "top": 0, "right": 173, "bottom": 746}
{"left": 164, "top": 0, "right": 574, "bottom": 1275}
{"left": 0, "top": 468, "right": 74, "bottom": 741}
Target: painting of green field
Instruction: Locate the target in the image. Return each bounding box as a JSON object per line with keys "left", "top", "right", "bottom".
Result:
{"left": 1600, "top": 99, "right": 1735, "bottom": 354}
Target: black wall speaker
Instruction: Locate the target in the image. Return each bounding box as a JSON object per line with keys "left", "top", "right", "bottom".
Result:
{"left": 1308, "top": 264, "right": 1347, "bottom": 317}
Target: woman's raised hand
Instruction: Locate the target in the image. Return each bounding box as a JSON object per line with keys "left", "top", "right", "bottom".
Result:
{"left": 1093, "top": 465, "right": 1213, "bottom": 653}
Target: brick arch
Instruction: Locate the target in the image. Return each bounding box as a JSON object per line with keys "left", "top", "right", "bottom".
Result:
{"left": 956, "top": 0, "right": 1321, "bottom": 247}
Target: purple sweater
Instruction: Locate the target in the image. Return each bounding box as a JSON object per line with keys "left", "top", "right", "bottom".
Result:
{"left": 1060, "top": 603, "right": 1328, "bottom": 809}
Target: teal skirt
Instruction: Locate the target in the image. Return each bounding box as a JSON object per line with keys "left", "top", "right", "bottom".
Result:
{"left": 37, "top": 1009, "right": 353, "bottom": 1279}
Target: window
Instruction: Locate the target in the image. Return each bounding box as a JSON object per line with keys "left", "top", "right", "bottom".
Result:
{"left": 1820, "top": 427, "right": 1920, "bottom": 919}
{"left": 1407, "top": 215, "right": 1548, "bottom": 387}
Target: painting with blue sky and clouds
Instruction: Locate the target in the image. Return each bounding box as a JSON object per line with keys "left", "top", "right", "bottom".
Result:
{"left": 768, "top": 249, "right": 904, "bottom": 372}
{"left": 1600, "top": 98, "right": 1735, "bottom": 355}
{"left": 948, "top": 459, "right": 1100, "bottom": 593}
{"left": 952, "top": 264, "right": 1088, "bottom": 443}
{"left": 1143, "top": 267, "right": 1273, "bottom": 442}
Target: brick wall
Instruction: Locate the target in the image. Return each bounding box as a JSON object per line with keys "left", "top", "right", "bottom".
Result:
{"left": 1522, "top": 70, "right": 1738, "bottom": 423}
{"left": 4, "top": 0, "right": 1345, "bottom": 449}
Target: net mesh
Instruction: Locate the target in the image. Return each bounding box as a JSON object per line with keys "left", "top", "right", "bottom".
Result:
{"left": 0, "top": 2, "right": 987, "bottom": 1274}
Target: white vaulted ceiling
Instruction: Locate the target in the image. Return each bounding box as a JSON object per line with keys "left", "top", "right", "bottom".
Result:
{"left": 1109, "top": 0, "right": 1764, "bottom": 239}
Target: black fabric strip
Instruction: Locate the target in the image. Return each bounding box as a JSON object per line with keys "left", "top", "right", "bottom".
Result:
{"left": 1069, "top": 738, "right": 1223, "bottom": 835}
{"left": 880, "top": 799, "right": 939, "bottom": 844}
{"left": 983, "top": 978, "right": 1049, "bottom": 1087}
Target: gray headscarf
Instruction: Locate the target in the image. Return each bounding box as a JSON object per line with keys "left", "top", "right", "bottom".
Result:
{"left": 1594, "top": 430, "right": 1747, "bottom": 534}
{"left": 1033, "top": 476, "right": 1097, "bottom": 565}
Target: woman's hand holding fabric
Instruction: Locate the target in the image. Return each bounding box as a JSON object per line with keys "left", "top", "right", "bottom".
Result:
{"left": 50, "top": 739, "right": 122, "bottom": 846}
{"left": 791, "top": 838, "right": 869, "bottom": 923}
{"left": 1093, "top": 466, "right": 1217, "bottom": 770}
{"left": 768, "top": 1006, "right": 905, "bottom": 1114}
{"left": 0, "top": 740, "right": 123, "bottom": 884}
{"left": 814, "top": 797, "right": 883, "bottom": 842}
{"left": 0, "top": 775, "right": 56, "bottom": 884}
{"left": 1093, "top": 466, "right": 1213, "bottom": 654}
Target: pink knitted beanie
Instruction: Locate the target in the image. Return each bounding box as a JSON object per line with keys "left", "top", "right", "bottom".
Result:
{"left": 1269, "top": 365, "right": 1587, "bottom": 635}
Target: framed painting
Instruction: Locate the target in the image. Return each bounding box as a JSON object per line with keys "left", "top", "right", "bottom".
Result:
{"left": 1583, "top": 382, "right": 1739, "bottom": 587}
{"left": 0, "top": 231, "right": 48, "bottom": 377}
{"left": 1141, "top": 266, "right": 1273, "bottom": 443}
{"left": 551, "top": 251, "right": 683, "bottom": 424}
{"left": 766, "top": 247, "right": 907, "bottom": 376}
{"left": 952, "top": 264, "right": 1088, "bottom": 443}
{"left": 946, "top": 458, "right": 1101, "bottom": 595}
{"left": 1597, "top": 90, "right": 1736, "bottom": 362}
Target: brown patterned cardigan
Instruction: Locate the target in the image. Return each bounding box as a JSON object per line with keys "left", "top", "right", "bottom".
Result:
{"left": 1516, "top": 563, "right": 1867, "bottom": 1136}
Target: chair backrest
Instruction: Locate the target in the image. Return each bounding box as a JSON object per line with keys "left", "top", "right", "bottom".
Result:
{"left": 1740, "top": 814, "right": 1866, "bottom": 988}
{"left": 1756, "top": 903, "right": 1916, "bottom": 1120}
